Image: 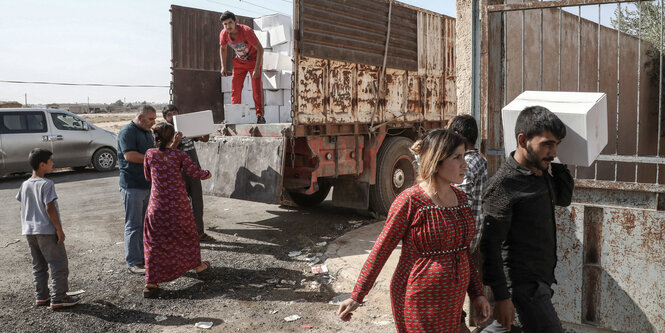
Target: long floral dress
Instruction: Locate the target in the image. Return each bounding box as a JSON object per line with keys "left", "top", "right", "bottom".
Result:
{"left": 143, "top": 148, "right": 211, "bottom": 284}
{"left": 350, "top": 184, "right": 483, "bottom": 333}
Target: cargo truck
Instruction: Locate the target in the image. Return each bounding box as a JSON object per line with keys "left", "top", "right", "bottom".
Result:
{"left": 170, "top": 0, "right": 456, "bottom": 216}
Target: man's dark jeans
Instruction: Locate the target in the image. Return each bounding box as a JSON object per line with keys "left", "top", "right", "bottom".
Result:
{"left": 482, "top": 281, "right": 563, "bottom": 333}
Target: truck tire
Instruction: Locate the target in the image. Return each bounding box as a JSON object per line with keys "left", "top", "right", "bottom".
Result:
{"left": 289, "top": 182, "right": 332, "bottom": 207}
{"left": 369, "top": 136, "right": 416, "bottom": 217}
{"left": 92, "top": 147, "right": 117, "bottom": 172}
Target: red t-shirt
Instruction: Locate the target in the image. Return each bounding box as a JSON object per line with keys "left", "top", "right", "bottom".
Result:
{"left": 219, "top": 23, "right": 259, "bottom": 61}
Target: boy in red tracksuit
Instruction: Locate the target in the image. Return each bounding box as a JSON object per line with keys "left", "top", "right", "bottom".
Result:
{"left": 219, "top": 10, "right": 266, "bottom": 124}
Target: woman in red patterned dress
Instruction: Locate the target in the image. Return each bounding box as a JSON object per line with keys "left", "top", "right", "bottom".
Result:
{"left": 142, "top": 123, "right": 212, "bottom": 297}
{"left": 338, "top": 129, "right": 490, "bottom": 332}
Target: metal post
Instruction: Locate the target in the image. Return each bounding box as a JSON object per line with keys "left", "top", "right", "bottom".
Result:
{"left": 540, "top": 8, "right": 544, "bottom": 91}
{"left": 615, "top": 2, "right": 622, "bottom": 182}
{"left": 559, "top": 9, "right": 562, "bottom": 92}
{"left": 595, "top": 4, "right": 601, "bottom": 180}
{"left": 521, "top": 6, "right": 525, "bottom": 92}
{"left": 635, "top": 2, "right": 641, "bottom": 182}
{"left": 658, "top": 0, "right": 664, "bottom": 182}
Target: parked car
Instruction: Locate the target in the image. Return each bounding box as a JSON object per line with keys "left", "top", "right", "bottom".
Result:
{"left": 0, "top": 108, "right": 118, "bottom": 175}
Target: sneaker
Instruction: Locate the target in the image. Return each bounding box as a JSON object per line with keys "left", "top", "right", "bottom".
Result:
{"left": 35, "top": 299, "right": 49, "bottom": 306}
{"left": 257, "top": 116, "right": 266, "bottom": 124}
{"left": 50, "top": 296, "right": 81, "bottom": 309}
{"left": 127, "top": 264, "right": 146, "bottom": 275}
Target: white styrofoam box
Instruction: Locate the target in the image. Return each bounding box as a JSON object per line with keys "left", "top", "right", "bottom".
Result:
{"left": 501, "top": 91, "right": 608, "bottom": 167}
{"left": 264, "top": 89, "right": 284, "bottom": 106}
{"left": 262, "top": 52, "right": 292, "bottom": 71}
{"left": 279, "top": 106, "right": 292, "bottom": 123}
{"left": 224, "top": 104, "right": 255, "bottom": 124}
{"left": 241, "top": 90, "right": 256, "bottom": 108}
{"left": 282, "top": 88, "right": 292, "bottom": 108}
{"left": 174, "top": 110, "right": 215, "bottom": 138}
{"left": 242, "top": 74, "right": 253, "bottom": 92}
{"left": 221, "top": 76, "right": 233, "bottom": 93}
{"left": 280, "top": 72, "right": 292, "bottom": 90}
{"left": 254, "top": 30, "right": 270, "bottom": 48}
{"left": 264, "top": 106, "right": 280, "bottom": 123}
{"left": 253, "top": 13, "right": 291, "bottom": 32}
{"left": 263, "top": 52, "right": 279, "bottom": 71}
{"left": 268, "top": 24, "right": 290, "bottom": 46}
{"left": 223, "top": 92, "right": 232, "bottom": 104}
{"left": 271, "top": 41, "right": 292, "bottom": 55}
{"left": 262, "top": 71, "right": 281, "bottom": 90}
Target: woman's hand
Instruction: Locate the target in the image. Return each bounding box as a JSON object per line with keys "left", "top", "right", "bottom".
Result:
{"left": 472, "top": 295, "right": 491, "bottom": 324}
{"left": 337, "top": 298, "right": 361, "bottom": 322}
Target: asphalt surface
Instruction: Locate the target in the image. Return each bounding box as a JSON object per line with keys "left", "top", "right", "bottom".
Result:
{"left": 0, "top": 168, "right": 398, "bottom": 333}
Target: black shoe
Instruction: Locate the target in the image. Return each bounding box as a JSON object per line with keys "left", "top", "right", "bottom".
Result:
{"left": 50, "top": 296, "right": 81, "bottom": 309}
{"left": 257, "top": 116, "right": 266, "bottom": 124}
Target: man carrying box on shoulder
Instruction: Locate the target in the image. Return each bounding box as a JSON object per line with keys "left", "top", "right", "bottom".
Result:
{"left": 219, "top": 10, "right": 266, "bottom": 124}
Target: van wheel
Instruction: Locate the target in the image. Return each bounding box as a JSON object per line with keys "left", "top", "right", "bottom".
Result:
{"left": 92, "top": 148, "right": 117, "bottom": 172}
{"left": 288, "top": 182, "right": 332, "bottom": 207}
{"left": 369, "top": 137, "right": 416, "bottom": 217}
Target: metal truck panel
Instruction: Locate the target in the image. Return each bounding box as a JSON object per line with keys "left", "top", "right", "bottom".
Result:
{"left": 294, "top": 0, "right": 455, "bottom": 125}
{"left": 195, "top": 137, "right": 285, "bottom": 204}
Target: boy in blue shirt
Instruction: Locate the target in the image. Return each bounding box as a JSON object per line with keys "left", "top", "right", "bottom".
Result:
{"left": 16, "top": 148, "right": 80, "bottom": 309}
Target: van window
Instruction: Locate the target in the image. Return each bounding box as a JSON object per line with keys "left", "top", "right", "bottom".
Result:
{"left": 0, "top": 112, "right": 47, "bottom": 133}
{"left": 51, "top": 113, "right": 86, "bottom": 131}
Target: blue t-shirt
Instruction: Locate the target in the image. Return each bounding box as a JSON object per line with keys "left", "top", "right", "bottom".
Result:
{"left": 117, "top": 121, "right": 154, "bottom": 189}
{"left": 16, "top": 177, "right": 58, "bottom": 235}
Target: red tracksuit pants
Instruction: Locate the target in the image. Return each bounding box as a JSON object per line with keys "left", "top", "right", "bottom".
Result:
{"left": 231, "top": 58, "right": 263, "bottom": 117}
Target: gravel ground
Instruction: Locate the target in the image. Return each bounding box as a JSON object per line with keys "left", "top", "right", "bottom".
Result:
{"left": 0, "top": 169, "right": 396, "bottom": 333}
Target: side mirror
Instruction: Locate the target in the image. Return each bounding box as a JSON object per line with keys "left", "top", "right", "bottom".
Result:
{"left": 83, "top": 122, "right": 90, "bottom": 131}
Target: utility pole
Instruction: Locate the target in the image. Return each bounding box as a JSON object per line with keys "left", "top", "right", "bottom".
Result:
{"left": 24, "top": 93, "right": 27, "bottom": 107}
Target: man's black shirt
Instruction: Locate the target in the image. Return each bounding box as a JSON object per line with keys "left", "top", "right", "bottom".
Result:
{"left": 480, "top": 152, "right": 574, "bottom": 301}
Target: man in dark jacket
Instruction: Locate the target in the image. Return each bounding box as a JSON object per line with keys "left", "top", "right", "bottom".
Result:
{"left": 481, "top": 106, "right": 574, "bottom": 333}
{"left": 162, "top": 104, "right": 212, "bottom": 242}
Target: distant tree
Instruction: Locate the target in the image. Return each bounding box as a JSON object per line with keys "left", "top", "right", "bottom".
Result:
{"left": 113, "top": 99, "right": 124, "bottom": 107}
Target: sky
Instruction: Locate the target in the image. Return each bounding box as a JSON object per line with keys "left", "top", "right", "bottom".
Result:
{"left": 0, "top": 0, "right": 621, "bottom": 105}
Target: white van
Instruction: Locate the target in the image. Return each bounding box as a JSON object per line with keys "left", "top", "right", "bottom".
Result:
{"left": 0, "top": 108, "right": 118, "bottom": 175}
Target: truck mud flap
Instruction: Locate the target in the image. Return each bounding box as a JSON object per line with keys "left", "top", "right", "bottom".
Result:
{"left": 195, "top": 137, "right": 284, "bottom": 204}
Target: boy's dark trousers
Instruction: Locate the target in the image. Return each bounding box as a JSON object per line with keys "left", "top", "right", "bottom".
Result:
{"left": 26, "top": 235, "right": 69, "bottom": 302}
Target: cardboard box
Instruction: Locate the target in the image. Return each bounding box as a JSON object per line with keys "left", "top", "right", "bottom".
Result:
{"left": 280, "top": 72, "right": 292, "bottom": 89}
{"left": 224, "top": 104, "right": 255, "bottom": 124}
{"left": 263, "top": 52, "right": 292, "bottom": 71}
{"left": 254, "top": 30, "right": 270, "bottom": 48}
{"left": 264, "top": 89, "right": 284, "bottom": 106}
{"left": 283, "top": 89, "right": 292, "bottom": 108}
{"left": 264, "top": 105, "right": 280, "bottom": 123}
{"left": 241, "top": 90, "right": 255, "bottom": 108}
{"left": 173, "top": 110, "right": 215, "bottom": 138}
{"left": 279, "top": 106, "right": 292, "bottom": 123}
{"left": 221, "top": 76, "right": 233, "bottom": 93}
{"left": 271, "top": 41, "right": 292, "bottom": 55}
{"left": 262, "top": 71, "right": 281, "bottom": 90}
{"left": 268, "top": 25, "right": 290, "bottom": 46}
{"left": 253, "top": 13, "right": 291, "bottom": 32}
{"left": 501, "top": 91, "right": 608, "bottom": 167}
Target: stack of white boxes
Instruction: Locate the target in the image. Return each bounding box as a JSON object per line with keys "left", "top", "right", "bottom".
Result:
{"left": 222, "top": 13, "right": 294, "bottom": 124}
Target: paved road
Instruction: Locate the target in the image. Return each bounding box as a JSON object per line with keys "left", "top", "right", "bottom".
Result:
{"left": 0, "top": 169, "right": 397, "bottom": 332}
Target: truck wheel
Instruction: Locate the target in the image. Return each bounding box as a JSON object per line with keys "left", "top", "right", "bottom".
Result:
{"left": 92, "top": 148, "right": 117, "bottom": 172}
{"left": 369, "top": 137, "right": 416, "bottom": 217}
{"left": 289, "top": 182, "right": 332, "bottom": 207}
